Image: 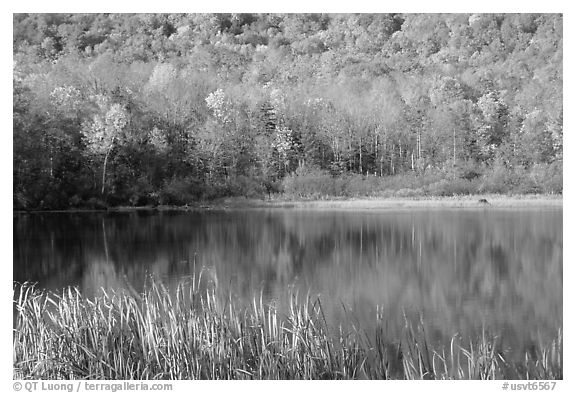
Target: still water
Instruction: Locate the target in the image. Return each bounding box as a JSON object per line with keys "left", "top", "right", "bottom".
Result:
{"left": 14, "top": 208, "right": 562, "bottom": 351}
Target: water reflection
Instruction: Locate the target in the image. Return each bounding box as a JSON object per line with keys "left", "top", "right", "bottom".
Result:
{"left": 14, "top": 208, "right": 562, "bottom": 354}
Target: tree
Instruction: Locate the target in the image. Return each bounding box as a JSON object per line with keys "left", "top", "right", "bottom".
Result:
{"left": 12, "top": 13, "right": 564, "bottom": 206}
{"left": 82, "top": 95, "right": 128, "bottom": 195}
{"left": 473, "top": 91, "right": 509, "bottom": 161}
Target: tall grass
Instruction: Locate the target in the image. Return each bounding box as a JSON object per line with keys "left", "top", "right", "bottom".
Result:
{"left": 13, "top": 276, "right": 562, "bottom": 380}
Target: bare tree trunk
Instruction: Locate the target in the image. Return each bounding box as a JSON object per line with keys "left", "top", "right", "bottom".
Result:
{"left": 374, "top": 133, "right": 378, "bottom": 175}
{"left": 349, "top": 138, "right": 353, "bottom": 172}
{"left": 382, "top": 139, "right": 387, "bottom": 176}
{"left": 101, "top": 142, "right": 114, "bottom": 195}
{"left": 453, "top": 127, "right": 457, "bottom": 179}
{"left": 417, "top": 129, "right": 422, "bottom": 160}
{"left": 390, "top": 145, "right": 395, "bottom": 175}
{"left": 359, "top": 137, "right": 363, "bottom": 174}
{"left": 101, "top": 152, "right": 109, "bottom": 195}
{"left": 47, "top": 137, "right": 54, "bottom": 178}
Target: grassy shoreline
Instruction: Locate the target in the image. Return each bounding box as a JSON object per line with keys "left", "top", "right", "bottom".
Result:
{"left": 13, "top": 278, "right": 562, "bottom": 380}
{"left": 13, "top": 194, "right": 563, "bottom": 214}
{"left": 233, "top": 194, "right": 563, "bottom": 210}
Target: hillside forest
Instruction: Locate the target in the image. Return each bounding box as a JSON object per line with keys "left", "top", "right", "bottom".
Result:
{"left": 13, "top": 13, "right": 563, "bottom": 209}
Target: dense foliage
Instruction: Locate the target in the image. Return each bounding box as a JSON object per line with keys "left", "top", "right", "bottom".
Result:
{"left": 13, "top": 13, "right": 563, "bottom": 209}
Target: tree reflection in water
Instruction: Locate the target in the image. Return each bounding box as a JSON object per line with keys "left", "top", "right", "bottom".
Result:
{"left": 14, "top": 208, "right": 562, "bottom": 360}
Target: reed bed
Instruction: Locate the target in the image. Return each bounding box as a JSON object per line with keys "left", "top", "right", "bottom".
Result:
{"left": 13, "top": 275, "right": 562, "bottom": 380}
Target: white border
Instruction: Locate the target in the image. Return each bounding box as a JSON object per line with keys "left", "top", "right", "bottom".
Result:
{"left": 3, "top": 3, "right": 572, "bottom": 392}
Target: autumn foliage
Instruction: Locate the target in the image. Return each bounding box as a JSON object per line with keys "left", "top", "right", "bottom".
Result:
{"left": 13, "top": 14, "right": 562, "bottom": 209}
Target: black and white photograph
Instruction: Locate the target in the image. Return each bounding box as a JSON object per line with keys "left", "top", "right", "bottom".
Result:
{"left": 11, "top": 5, "right": 565, "bottom": 386}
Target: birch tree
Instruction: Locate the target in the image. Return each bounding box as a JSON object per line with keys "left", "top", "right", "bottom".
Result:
{"left": 82, "top": 96, "right": 128, "bottom": 195}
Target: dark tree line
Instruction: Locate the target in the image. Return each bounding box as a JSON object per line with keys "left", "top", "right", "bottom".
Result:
{"left": 13, "top": 13, "right": 563, "bottom": 209}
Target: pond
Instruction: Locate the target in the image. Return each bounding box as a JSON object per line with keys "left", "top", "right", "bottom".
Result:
{"left": 13, "top": 207, "right": 562, "bottom": 358}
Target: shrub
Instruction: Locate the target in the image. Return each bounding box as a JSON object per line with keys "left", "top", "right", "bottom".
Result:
{"left": 128, "top": 177, "right": 156, "bottom": 206}
{"left": 226, "top": 176, "right": 265, "bottom": 198}
{"left": 385, "top": 173, "right": 420, "bottom": 190}
{"left": 528, "top": 162, "right": 563, "bottom": 194}
{"left": 479, "top": 164, "right": 519, "bottom": 194}
{"left": 282, "top": 166, "right": 338, "bottom": 198}
{"left": 159, "top": 177, "right": 204, "bottom": 205}
{"left": 426, "top": 178, "right": 480, "bottom": 196}
{"left": 478, "top": 162, "right": 562, "bottom": 195}
{"left": 278, "top": 161, "right": 562, "bottom": 199}
{"left": 68, "top": 194, "right": 82, "bottom": 208}
{"left": 384, "top": 171, "right": 444, "bottom": 192}
{"left": 85, "top": 197, "right": 107, "bottom": 210}
{"left": 395, "top": 188, "right": 423, "bottom": 198}
{"left": 457, "top": 161, "right": 484, "bottom": 181}
{"left": 514, "top": 177, "right": 542, "bottom": 194}
{"left": 13, "top": 192, "right": 30, "bottom": 210}
{"left": 344, "top": 175, "right": 364, "bottom": 197}
{"left": 38, "top": 189, "right": 68, "bottom": 210}
{"left": 345, "top": 174, "right": 385, "bottom": 197}
{"left": 201, "top": 180, "right": 233, "bottom": 200}
{"left": 333, "top": 175, "right": 351, "bottom": 196}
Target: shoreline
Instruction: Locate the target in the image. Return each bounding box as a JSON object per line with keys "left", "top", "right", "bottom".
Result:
{"left": 257, "top": 195, "right": 563, "bottom": 210}
{"left": 13, "top": 194, "right": 562, "bottom": 213}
